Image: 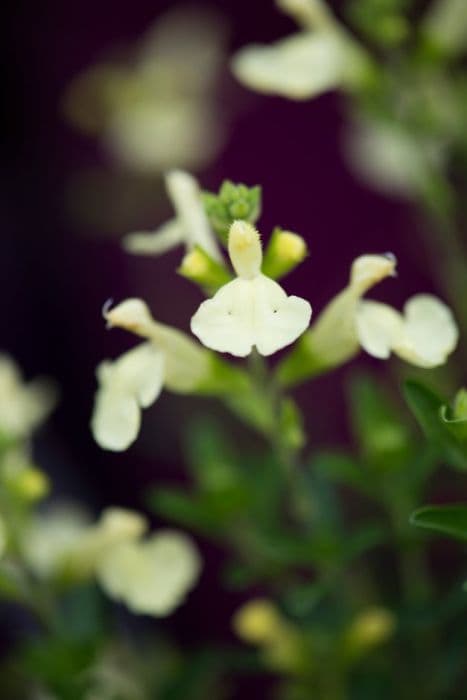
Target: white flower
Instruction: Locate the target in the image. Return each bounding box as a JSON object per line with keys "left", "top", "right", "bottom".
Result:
{"left": 356, "top": 294, "right": 458, "bottom": 368}
{"left": 97, "top": 530, "right": 201, "bottom": 616}
{"left": 191, "top": 221, "right": 312, "bottom": 357}
{"left": 91, "top": 299, "right": 211, "bottom": 451}
{"left": 305, "top": 254, "right": 457, "bottom": 369}
{"left": 232, "top": 31, "right": 355, "bottom": 100}
{"left": 231, "top": 0, "right": 367, "bottom": 102}
{"left": 0, "top": 354, "right": 56, "bottom": 439}
{"left": 123, "top": 170, "right": 222, "bottom": 262}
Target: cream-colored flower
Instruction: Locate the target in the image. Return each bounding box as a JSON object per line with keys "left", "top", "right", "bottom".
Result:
{"left": 231, "top": 0, "right": 367, "bottom": 101}
{"left": 91, "top": 299, "right": 211, "bottom": 451}
{"left": 191, "top": 221, "right": 312, "bottom": 357}
{"left": 97, "top": 530, "right": 201, "bottom": 616}
{"left": 123, "top": 170, "right": 221, "bottom": 262}
{"left": 63, "top": 6, "right": 226, "bottom": 173}
{"left": 356, "top": 294, "right": 458, "bottom": 368}
{"left": 0, "top": 354, "right": 56, "bottom": 439}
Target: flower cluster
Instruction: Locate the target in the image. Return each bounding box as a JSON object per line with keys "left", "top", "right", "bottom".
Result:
{"left": 92, "top": 171, "right": 459, "bottom": 452}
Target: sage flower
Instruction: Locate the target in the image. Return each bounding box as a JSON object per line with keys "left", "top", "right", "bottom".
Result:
{"left": 191, "top": 221, "right": 312, "bottom": 357}
{"left": 123, "top": 170, "right": 222, "bottom": 262}
{"left": 91, "top": 298, "right": 211, "bottom": 451}
{"left": 97, "top": 530, "right": 201, "bottom": 616}
{"left": 356, "top": 294, "right": 458, "bottom": 368}
{"left": 0, "top": 354, "right": 56, "bottom": 440}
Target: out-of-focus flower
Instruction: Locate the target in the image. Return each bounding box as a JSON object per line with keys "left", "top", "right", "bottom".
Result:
{"left": 233, "top": 599, "right": 303, "bottom": 673}
{"left": 344, "top": 120, "right": 446, "bottom": 199}
{"left": 344, "top": 607, "right": 396, "bottom": 657}
{"left": 0, "top": 355, "right": 56, "bottom": 441}
{"left": 356, "top": 294, "right": 458, "bottom": 368}
{"left": 22, "top": 505, "right": 200, "bottom": 616}
{"left": 91, "top": 298, "right": 212, "bottom": 451}
{"left": 277, "top": 254, "right": 458, "bottom": 385}
{"left": 21, "top": 504, "right": 92, "bottom": 580}
{"left": 63, "top": 6, "right": 227, "bottom": 173}
{"left": 123, "top": 170, "right": 222, "bottom": 262}
{"left": 1, "top": 448, "right": 50, "bottom": 502}
{"left": 231, "top": 0, "right": 368, "bottom": 100}
{"left": 97, "top": 530, "right": 201, "bottom": 616}
{"left": 191, "top": 221, "right": 312, "bottom": 357}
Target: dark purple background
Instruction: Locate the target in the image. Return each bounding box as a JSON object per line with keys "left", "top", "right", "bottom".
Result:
{"left": 2, "top": 0, "right": 448, "bottom": 688}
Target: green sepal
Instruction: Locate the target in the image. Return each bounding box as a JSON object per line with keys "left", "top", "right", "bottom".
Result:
{"left": 410, "top": 504, "right": 467, "bottom": 541}
{"left": 202, "top": 181, "right": 262, "bottom": 244}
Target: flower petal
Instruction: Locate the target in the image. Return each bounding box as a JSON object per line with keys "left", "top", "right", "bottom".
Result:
{"left": 165, "top": 170, "right": 222, "bottom": 262}
{"left": 356, "top": 301, "right": 403, "bottom": 359}
{"left": 394, "top": 294, "right": 458, "bottom": 367}
{"left": 191, "top": 278, "right": 256, "bottom": 357}
{"left": 232, "top": 32, "right": 349, "bottom": 100}
{"left": 91, "top": 343, "right": 164, "bottom": 451}
{"left": 253, "top": 276, "right": 312, "bottom": 356}
{"left": 191, "top": 276, "right": 311, "bottom": 357}
{"left": 97, "top": 530, "right": 201, "bottom": 616}
{"left": 123, "top": 218, "right": 185, "bottom": 256}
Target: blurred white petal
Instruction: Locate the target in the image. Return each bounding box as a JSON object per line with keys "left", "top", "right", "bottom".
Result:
{"left": 232, "top": 32, "right": 350, "bottom": 100}
{"left": 123, "top": 218, "right": 184, "bottom": 255}
{"left": 97, "top": 530, "right": 201, "bottom": 616}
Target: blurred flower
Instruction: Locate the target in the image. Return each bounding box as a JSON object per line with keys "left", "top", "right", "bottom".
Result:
{"left": 91, "top": 298, "right": 212, "bottom": 451}
{"left": 0, "top": 354, "right": 56, "bottom": 441}
{"left": 1, "top": 448, "right": 50, "bottom": 502}
{"left": 233, "top": 599, "right": 303, "bottom": 673}
{"left": 231, "top": 0, "right": 368, "bottom": 100}
{"left": 123, "top": 170, "right": 222, "bottom": 262}
{"left": 22, "top": 504, "right": 200, "bottom": 616}
{"left": 191, "top": 221, "right": 312, "bottom": 357}
{"left": 97, "top": 530, "right": 201, "bottom": 616}
{"left": 344, "top": 120, "right": 446, "bottom": 199}
{"left": 63, "top": 6, "right": 227, "bottom": 173}
{"left": 356, "top": 294, "right": 459, "bottom": 368}
{"left": 21, "top": 503, "right": 92, "bottom": 580}
{"left": 344, "top": 607, "right": 396, "bottom": 658}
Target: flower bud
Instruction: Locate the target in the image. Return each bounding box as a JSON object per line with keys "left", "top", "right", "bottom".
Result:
{"left": 178, "top": 245, "right": 233, "bottom": 292}
{"left": 202, "top": 181, "right": 262, "bottom": 243}
{"left": 262, "top": 227, "right": 308, "bottom": 280}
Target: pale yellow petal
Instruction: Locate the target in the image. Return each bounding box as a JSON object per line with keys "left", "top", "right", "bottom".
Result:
{"left": 122, "top": 218, "right": 184, "bottom": 256}
{"left": 356, "top": 301, "right": 404, "bottom": 359}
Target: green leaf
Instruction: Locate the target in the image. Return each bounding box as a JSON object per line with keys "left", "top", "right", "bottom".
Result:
{"left": 404, "top": 380, "right": 467, "bottom": 470}
{"left": 410, "top": 504, "right": 467, "bottom": 540}
{"left": 349, "top": 374, "right": 411, "bottom": 468}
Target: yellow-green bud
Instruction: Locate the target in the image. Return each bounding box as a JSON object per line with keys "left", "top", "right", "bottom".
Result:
{"left": 344, "top": 607, "right": 396, "bottom": 657}
{"left": 233, "top": 599, "right": 284, "bottom": 645}
{"left": 16, "top": 467, "right": 50, "bottom": 502}
{"left": 178, "top": 245, "right": 233, "bottom": 293}
{"left": 262, "top": 227, "right": 308, "bottom": 280}
{"left": 454, "top": 388, "right": 467, "bottom": 420}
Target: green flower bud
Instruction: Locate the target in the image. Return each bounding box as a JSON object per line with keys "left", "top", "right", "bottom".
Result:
{"left": 202, "top": 181, "right": 262, "bottom": 243}
{"left": 262, "top": 227, "right": 308, "bottom": 280}
{"left": 177, "top": 245, "right": 233, "bottom": 294}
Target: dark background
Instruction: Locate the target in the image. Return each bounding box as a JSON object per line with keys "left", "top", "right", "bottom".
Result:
{"left": 2, "top": 0, "right": 445, "bottom": 686}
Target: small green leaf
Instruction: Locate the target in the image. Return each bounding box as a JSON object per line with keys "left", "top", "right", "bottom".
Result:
{"left": 410, "top": 504, "right": 467, "bottom": 540}
{"left": 404, "top": 380, "right": 467, "bottom": 470}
